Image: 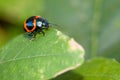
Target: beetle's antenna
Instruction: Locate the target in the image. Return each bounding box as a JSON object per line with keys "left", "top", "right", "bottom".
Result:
{"left": 49, "top": 23, "right": 61, "bottom": 28}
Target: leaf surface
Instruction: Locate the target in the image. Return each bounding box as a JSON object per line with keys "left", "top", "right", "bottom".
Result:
{"left": 0, "top": 29, "right": 84, "bottom": 80}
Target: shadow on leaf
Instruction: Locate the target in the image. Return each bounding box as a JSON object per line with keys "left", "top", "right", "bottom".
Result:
{"left": 50, "top": 70, "right": 84, "bottom": 80}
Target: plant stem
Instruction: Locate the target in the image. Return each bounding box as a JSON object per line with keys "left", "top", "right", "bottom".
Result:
{"left": 91, "top": 0, "right": 103, "bottom": 58}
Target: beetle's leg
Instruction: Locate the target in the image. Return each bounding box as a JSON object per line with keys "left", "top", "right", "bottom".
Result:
{"left": 37, "top": 28, "right": 45, "bottom": 36}
{"left": 31, "top": 31, "right": 37, "bottom": 38}
{"left": 41, "top": 30, "right": 45, "bottom": 36}
{"left": 42, "top": 27, "right": 48, "bottom": 29}
{"left": 26, "top": 32, "right": 36, "bottom": 40}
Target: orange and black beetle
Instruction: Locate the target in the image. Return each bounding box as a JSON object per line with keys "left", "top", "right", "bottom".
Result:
{"left": 24, "top": 16, "right": 49, "bottom": 38}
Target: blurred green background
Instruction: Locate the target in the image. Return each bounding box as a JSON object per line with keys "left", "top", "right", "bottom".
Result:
{"left": 0, "top": 0, "right": 120, "bottom": 61}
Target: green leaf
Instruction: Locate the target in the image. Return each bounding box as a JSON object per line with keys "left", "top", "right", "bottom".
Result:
{"left": 52, "top": 58, "right": 120, "bottom": 80}
{"left": 76, "top": 58, "right": 120, "bottom": 80}
{"left": 0, "top": 28, "right": 84, "bottom": 80}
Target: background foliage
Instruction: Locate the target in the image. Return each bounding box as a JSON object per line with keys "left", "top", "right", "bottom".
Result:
{"left": 0, "top": 0, "right": 120, "bottom": 79}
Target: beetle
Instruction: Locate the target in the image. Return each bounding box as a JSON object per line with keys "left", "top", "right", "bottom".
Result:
{"left": 24, "top": 16, "right": 49, "bottom": 38}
